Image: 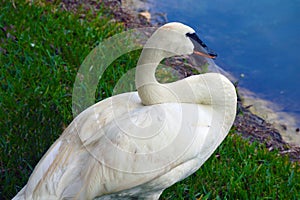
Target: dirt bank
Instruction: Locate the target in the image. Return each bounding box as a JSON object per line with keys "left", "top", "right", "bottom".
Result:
{"left": 47, "top": 0, "right": 300, "bottom": 162}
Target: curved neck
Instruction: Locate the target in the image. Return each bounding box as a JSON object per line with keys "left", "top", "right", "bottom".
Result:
{"left": 135, "top": 48, "right": 236, "bottom": 109}
{"left": 135, "top": 48, "right": 206, "bottom": 106}
{"left": 135, "top": 48, "right": 177, "bottom": 105}
{"left": 135, "top": 49, "right": 164, "bottom": 88}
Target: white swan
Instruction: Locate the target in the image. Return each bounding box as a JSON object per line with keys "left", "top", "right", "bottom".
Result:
{"left": 13, "top": 22, "right": 237, "bottom": 200}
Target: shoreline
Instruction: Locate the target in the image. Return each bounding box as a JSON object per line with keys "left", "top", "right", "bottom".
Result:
{"left": 50, "top": 0, "right": 300, "bottom": 161}
{"left": 239, "top": 88, "right": 300, "bottom": 145}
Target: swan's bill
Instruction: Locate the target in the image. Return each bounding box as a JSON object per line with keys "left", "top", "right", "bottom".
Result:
{"left": 193, "top": 50, "right": 217, "bottom": 59}
{"left": 186, "top": 32, "right": 217, "bottom": 59}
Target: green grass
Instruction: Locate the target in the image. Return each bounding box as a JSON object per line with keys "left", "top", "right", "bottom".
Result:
{"left": 0, "top": 1, "right": 299, "bottom": 199}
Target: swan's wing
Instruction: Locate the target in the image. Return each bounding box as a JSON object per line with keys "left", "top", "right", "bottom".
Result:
{"left": 19, "top": 92, "right": 142, "bottom": 199}
{"left": 79, "top": 103, "right": 213, "bottom": 197}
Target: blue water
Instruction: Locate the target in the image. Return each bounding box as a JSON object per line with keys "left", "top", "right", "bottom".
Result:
{"left": 150, "top": 0, "right": 300, "bottom": 125}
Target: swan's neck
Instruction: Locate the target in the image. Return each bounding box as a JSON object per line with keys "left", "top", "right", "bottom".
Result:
{"left": 135, "top": 49, "right": 236, "bottom": 108}
{"left": 135, "top": 49, "right": 163, "bottom": 88}
{"left": 136, "top": 48, "right": 178, "bottom": 105}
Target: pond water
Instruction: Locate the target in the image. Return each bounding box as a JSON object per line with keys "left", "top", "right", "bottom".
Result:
{"left": 149, "top": 0, "right": 300, "bottom": 131}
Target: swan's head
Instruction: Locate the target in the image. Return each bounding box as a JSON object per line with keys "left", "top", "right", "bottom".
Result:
{"left": 144, "top": 22, "right": 217, "bottom": 59}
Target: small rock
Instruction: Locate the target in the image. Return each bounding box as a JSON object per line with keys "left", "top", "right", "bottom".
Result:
{"left": 139, "top": 11, "right": 151, "bottom": 22}
{"left": 280, "top": 124, "right": 287, "bottom": 130}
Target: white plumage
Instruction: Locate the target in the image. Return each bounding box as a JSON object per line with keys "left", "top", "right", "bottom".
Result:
{"left": 13, "top": 22, "right": 237, "bottom": 200}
